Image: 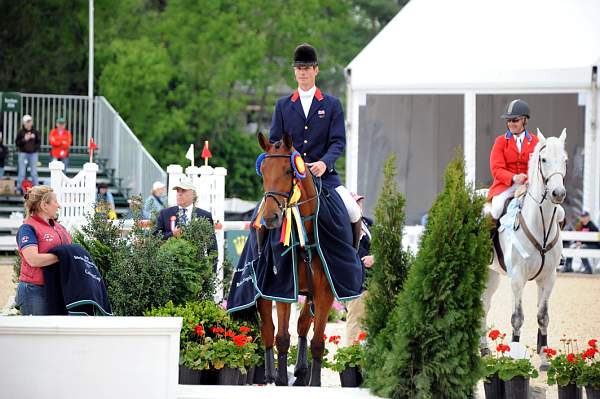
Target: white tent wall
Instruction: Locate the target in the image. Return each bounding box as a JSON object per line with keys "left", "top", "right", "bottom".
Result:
{"left": 345, "top": 0, "right": 600, "bottom": 222}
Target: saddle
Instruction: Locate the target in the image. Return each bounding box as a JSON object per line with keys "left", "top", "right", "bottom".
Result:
{"left": 489, "top": 187, "right": 526, "bottom": 273}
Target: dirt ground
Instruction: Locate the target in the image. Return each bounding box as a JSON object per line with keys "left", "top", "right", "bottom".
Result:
{"left": 0, "top": 258, "right": 16, "bottom": 309}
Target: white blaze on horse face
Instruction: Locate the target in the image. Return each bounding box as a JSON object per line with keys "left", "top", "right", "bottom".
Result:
{"left": 539, "top": 135, "right": 568, "bottom": 203}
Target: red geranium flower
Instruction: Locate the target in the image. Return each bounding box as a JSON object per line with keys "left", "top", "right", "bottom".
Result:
{"left": 323, "top": 334, "right": 327, "bottom": 341}
{"left": 567, "top": 353, "right": 576, "bottom": 363}
{"left": 328, "top": 335, "right": 341, "bottom": 345}
{"left": 233, "top": 335, "right": 248, "bottom": 347}
{"left": 194, "top": 324, "right": 205, "bottom": 336}
{"left": 584, "top": 348, "right": 598, "bottom": 359}
{"left": 211, "top": 326, "right": 225, "bottom": 335}
{"left": 239, "top": 326, "right": 251, "bottom": 334}
{"left": 496, "top": 344, "right": 510, "bottom": 354}
{"left": 225, "top": 330, "right": 235, "bottom": 338}
{"left": 358, "top": 331, "right": 367, "bottom": 342}
{"left": 543, "top": 348, "right": 557, "bottom": 358}
{"left": 488, "top": 330, "right": 501, "bottom": 341}
{"left": 589, "top": 339, "right": 598, "bottom": 348}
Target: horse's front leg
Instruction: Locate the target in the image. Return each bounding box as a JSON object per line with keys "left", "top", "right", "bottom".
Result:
{"left": 510, "top": 274, "right": 526, "bottom": 342}
{"left": 309, "top": 263, "right": 334, "bottom": 387}
{"left": 257, "top": 298, "right": 276, "bottom": 384}
{"left": 275, "top": 301, "right": 292, "bottom": 386}
{"left": 536, "top": 271, "right": 556, "bottom": 371}
{"left": 480, "top": 268, "right": 501, "bottom": 355}
{"left": 293, "top": 301, "right": 312, "bottom": 386}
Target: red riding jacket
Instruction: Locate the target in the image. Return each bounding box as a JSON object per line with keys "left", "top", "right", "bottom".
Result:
{"left": 488, "top": 130, "right": 539, "bottom": 200}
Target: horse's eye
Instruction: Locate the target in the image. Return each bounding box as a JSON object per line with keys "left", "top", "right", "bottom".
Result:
{"left": 541, "top": 158, "right": 546, "bottom": 163}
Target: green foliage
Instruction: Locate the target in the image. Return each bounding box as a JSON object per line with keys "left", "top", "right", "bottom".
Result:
{"left": 12, "top": 251, "right": 21, "bottom": 285}
{"left": 156, "top": 238, "right": 212, "bottom": 304}
{"left": 366, "top": 156, "right": 491, "bottom": 399}
{"left": 331, "top": 342, "right": 366, "bottom": 373}
{"left": 548, "top": 354, "right": 586, "bottom": 387}
{"left": 72, "top": 210, "right": 124, "bottom": 276}
{"left": 146, "top": 300, "right": 261, "bottom": 371}
{"left": 497, "top": 358, "right": 539, "bottom": 381}
{"left": 578, "top": 361, "right": 600, "bottom": 390}
{"left": 362, "top": 155, "right": 412, "bottom": 385}
{"left": 106, "top": 229, "right": 174, "bottom": 316}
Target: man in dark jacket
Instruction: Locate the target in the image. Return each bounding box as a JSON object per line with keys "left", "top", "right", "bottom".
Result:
{"left": 154, "top": 177, "right": 217, "bottom": 252}
{"left": 16, "top": 115, "right": 41, "bottom": 193}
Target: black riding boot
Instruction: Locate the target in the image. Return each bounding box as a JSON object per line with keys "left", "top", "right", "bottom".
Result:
{"left": 352, "top": 221, "right": 362, "bottom": 252}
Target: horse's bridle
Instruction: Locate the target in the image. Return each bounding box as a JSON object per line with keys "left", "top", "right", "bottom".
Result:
{"left": 527, "top": 144, "right": 568, "bottom": 205}
{"left": 518, "top": 144, "right": 567, "bottom": 280}
{"left": 260, "top": 154, "right": 319, "bottom": 214}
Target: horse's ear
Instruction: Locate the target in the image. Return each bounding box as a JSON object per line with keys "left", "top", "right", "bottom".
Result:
{"left": 258, "top": 132, "right": 270, "bottom": 152}
{"left": 536, "top": 128, "right": 546, "bottom": 143}
{"left": 559, "top": 128, "right": 567, "bottom": 143}
{"left": 282, "top": 133, "right": 293, "bottom": 150}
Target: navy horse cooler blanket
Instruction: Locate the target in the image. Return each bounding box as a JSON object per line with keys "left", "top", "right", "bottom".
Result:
{"left": 227, "top": 179, "right": 365, "bottom": 313}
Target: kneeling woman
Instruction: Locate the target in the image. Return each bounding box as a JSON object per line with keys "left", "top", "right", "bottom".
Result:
{"left": 15, "top": 186, "right": 72, "bottom": 315}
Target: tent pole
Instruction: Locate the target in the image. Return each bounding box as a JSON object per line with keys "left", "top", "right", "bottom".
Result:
{"left": 464, "top": 92, "right": 477, "bottom": 185}
{"left": 591, "top": 66, "right": 599, "bottom": 222}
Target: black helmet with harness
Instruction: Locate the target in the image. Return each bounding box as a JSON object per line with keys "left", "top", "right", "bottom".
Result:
{"left": 501, "top": 99, "right": 530, "bottom": 119}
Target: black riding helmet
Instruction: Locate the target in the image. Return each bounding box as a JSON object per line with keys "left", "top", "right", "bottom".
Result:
{"left": 293, "top": 44, "right": 318, "bottom": 67}
{"left": 501, "top": 99, "right": 530, "bottom": 119}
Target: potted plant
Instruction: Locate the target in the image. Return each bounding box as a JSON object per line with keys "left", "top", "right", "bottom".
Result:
{"left": 330, "top": 332, "right": 366, "bottom": 387}
{"left": 482, "top": 329, "right": 507, "bottom": 399}
{"left": 482, "top": 329, "right": 538, "bottom": 399}
{"left": 547, "top": 338, "right": 585, "bottom": 399}
{"left": 577, "top": 339, "right": 600, "bottom": 399}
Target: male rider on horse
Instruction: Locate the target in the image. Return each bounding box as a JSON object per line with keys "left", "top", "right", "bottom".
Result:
{"left": 488, "top": 99, "right": 539, "bottom": 219}
{"left": 269, "top": 43, "right": 363, "bottom": 249}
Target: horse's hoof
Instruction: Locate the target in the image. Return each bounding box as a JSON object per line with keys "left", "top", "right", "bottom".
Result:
{"left": 275, "top": 377, "right": 288, "bottom": 386}
{"left": 293, "top": 367, "right": 309, "bottom": 386}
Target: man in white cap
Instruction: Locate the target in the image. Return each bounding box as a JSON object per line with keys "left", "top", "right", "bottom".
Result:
{"left": 142, "top": 181, "right": 166, "bottom": 219}
{"left": 154, "top": 177, "right": 215, "bottom": 243}
{"left": 16, "top": 115, "right": 41, "bottom": 193}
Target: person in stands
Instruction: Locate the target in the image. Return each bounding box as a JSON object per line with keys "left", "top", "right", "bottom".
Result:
{"left": 16, "top": 115, "right": 41, "bottom": 193}
{"left": 49, "top": 116, "right": 72, "bottom": 170}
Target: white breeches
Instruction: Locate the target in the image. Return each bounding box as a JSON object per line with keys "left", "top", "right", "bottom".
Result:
{"left": 490, "top": 185, "right": 517, "bottom": 219}
{"left": 335, "top": 185, "right": 362, "bottom": 223}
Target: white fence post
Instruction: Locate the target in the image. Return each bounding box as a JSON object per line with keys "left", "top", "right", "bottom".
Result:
{"left": 166, "top": 164, "right": 185, "bottom": 207}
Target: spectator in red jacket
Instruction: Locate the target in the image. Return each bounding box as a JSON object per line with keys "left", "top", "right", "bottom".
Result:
{"left": 49, "top": 116, "right": 72, "bottom": 171}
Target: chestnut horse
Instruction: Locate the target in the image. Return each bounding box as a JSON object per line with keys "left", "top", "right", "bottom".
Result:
{"left": 256, "top": 132, "right": 333, "bottom": 386}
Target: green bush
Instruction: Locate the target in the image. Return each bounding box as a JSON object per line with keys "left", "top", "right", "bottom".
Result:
{"left": 72, "top": 207, "right": 124, "bottom": 277}
{"left": 367, "top": 156, "right": 491, "bottom": 399}
{"left": 363, "top": 155, "right": 412, "bottom": 385}
{"left": 157, "top": 238, "right": 213, "bottom": 304}
{"left": 107, "top": 231, "right": 175, "bottom": 316}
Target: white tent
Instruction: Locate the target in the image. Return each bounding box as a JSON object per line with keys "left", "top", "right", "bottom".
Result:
{"left": 345, "top": 0, "right": 600, "bottom": 220}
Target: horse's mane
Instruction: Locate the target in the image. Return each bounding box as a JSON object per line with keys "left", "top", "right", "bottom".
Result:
{"left": 527, "top": 138, "right": 543, "bottom": 183}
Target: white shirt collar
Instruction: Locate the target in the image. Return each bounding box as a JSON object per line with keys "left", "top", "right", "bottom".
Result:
{"left": 298, "top": 86, "right": 316, "bottom": 97}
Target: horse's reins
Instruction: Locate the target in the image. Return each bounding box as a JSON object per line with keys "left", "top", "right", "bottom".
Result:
{"left": 517, "top": 144, "right": 566, "bottom": 280}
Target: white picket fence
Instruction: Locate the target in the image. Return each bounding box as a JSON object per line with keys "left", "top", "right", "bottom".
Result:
{"left": 167, "top": 164, "right": 228, "bottom": 300}
{"left": 49, "top": 160, "right": 98, "bottom": 231}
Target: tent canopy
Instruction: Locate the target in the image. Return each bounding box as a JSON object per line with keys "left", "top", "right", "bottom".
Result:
{"left": 347, "top": 0, "right": 600, "bottom": 92}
